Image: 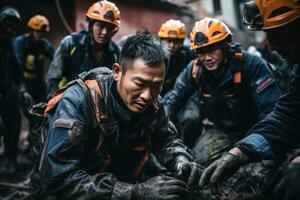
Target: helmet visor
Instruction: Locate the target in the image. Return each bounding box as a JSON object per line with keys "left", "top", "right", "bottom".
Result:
{"left": 243, "top": 1, "right": 263, "bottom": 30}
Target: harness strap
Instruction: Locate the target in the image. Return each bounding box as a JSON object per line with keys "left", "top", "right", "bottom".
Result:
{"left": 44, "top": 74, "right": 151, "bottom": 178}
{"left": 192, "top": 52, "right": 244, "bottom": 98}
{"left": 131, "top": 127, "right": 152, "bottom": 178}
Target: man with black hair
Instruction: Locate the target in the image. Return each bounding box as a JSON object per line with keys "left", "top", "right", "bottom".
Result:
{"left": 40, "top": 33, "right": 202, "bottom": 199}
{"left": 163, "top": 17, "right": 281, "bottom": 165}
{"left": 46, "top": 0, "right": 120, "bottom": 99}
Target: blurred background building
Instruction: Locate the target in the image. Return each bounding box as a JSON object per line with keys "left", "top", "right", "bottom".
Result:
{"left": 0, "top": 0, "right": 260, "bottom": 48}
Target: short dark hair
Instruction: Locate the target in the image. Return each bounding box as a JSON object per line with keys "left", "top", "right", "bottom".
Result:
{"left": 120, "top": 34, "right": 169, "bottom": 73}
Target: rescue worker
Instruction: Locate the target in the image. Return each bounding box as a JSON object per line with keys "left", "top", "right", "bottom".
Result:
{"left": 158, "top": 19, "right": 198, "bottom": 147}
{"left": 46, "top": 0, "right": 121, "bottom": 99}
{"left": 157, "top": 19, "right": 195, "bottom": 96}
{"left": 163, "top": 17, "right": 281, "bottom": 165}
{"left": 199, "top": 1, "right": 300, "bottom": 199}
{"left": 14, "top": 14, "right": 54, "bottom": 103}
{"left": 0, "top": 6, "right": 30, "bottom": 173}
{"left": 12, "top": 14, "right": 54, "bottom": 192}
{"left": 40, "top": 34, "right": 203, "bottom": 199}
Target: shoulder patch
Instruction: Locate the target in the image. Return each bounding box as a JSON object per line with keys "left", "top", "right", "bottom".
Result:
{"left": 256, "top": 77, "right": 274, "bottom": 94}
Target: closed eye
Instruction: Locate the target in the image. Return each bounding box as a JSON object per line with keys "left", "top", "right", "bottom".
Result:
{"left": 134, "top": 81, "right": 144, "bottom": 87}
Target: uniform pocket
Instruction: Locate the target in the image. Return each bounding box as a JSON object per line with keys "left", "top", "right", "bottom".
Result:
{"left": 54, "top": 117, "right": 84, "bottom": 145}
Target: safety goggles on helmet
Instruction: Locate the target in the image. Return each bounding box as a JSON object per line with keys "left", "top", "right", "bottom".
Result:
{"left": 243, "top": 0, "right": 300, "bottom": 31}
{"left": 243, "top": 1, "right": 264, "bottom": 30}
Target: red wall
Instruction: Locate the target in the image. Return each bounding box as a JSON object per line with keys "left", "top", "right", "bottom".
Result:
{"left": 1, "top": 0, "right": 180, "bottom": 46}
{"left": 74, "top": 0, "right": 177, "bottom": 42}
{"left": 115, "top": 0, "right": 177, "bottom": 41}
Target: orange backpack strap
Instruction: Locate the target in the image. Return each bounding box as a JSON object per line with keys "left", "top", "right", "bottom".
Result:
{"left": 84, "top": 80, "right": 109, "bottom": 124}
{"left": 232, "top": 52, "right": 243, "bottom": 85}
{"left": 45, "top": 78, "right": 109, "bottom": 152}
{"left": 234, "top": 52, "right": 243, "bottom": 62}
{"left": 192, "top": 58, "right": 201, "bottom": 79}
{"left": 44, "top": 78, "right": 109, "bottom": 122}
{"left": 81, "top": 79, "right": 109, "bottom": 153}
{"left": 233, "top": 71, "right": 242, "bottom": 84}
{"left": 44, "top": 80, "right": 78, "bottom": 116}
{"left": 131, "top": 127, "right": 152, "bottom": 178}
{"left": 44, "top": 93, "right": 64, "bottom": 116}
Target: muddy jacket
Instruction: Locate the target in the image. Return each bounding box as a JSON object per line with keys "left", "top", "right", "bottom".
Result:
{"left": 161, "top": 45, "right": 195, "bottom": 96}
{"left": 236, "top": 64, "right": 300, "bottom": 160}
{"left": 13, "top": 33, "right": 54, "bottom": 81}
{"left": 163, "top": 51, "right": 281, "bottom": 134}
{"left": 46, "top": 30, "right": 120, "bottom": 98}
{"left": 40, "top": 68, "right": 192, "bottom": 199}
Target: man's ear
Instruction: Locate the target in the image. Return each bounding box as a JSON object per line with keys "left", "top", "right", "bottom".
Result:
{"left": 112, "top": 63, "right": 122, "bottom": 81}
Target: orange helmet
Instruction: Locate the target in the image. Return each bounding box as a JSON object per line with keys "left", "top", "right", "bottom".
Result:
{"left": 86, "top": 0, "right": 121, "bottom": 27}
{"left": 27, "top": 15, "right": 50, "bottom": 32}
{"left": 190, "top": 17, "right": 232, "bottom": 49}
{"left": 158, "top": 19, "right": 186, "bottom": 39}
{"left": 243, "top": 0, "right": 300, "bottom": 30}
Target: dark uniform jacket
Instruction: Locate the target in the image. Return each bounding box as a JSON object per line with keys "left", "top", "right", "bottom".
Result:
{"left": 161, "top": 45, "right": 195, "bottom": 96}
{"left": 236, "top": 64, "right": 300, "bottom": 160}
{"left": 163, "top": 51, "right": 281, "bottom": 134}
{"left": 40, "top": 68, "right": 192, "bottom": 199}
{"left": 46, "top": 30, "right": 120, "bottom": 98}
{"left": 13, "top": 33, "right": 54, "bottom": 80}
{"left": 13, "top": 33, "right": 54, "bottom": 101}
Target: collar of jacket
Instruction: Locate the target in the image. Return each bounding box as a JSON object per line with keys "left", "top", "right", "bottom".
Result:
{"left": 108, "top": 75, "right": 132, "bottom": 122}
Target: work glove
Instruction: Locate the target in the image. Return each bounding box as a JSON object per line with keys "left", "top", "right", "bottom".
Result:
{"left": 173, "top": 156, "right": 203, "bottom": 186}
{"left": 146, "top": 154, "right": 170, "bottom": 175}
{"left": 274, "top": 161, "right": 300, "bottom": 200}
{"left": 199, "top": 152, "right": 245, "bottom": 192}
{"left": 132, "top": 175, "right": 189, "bottom": 200}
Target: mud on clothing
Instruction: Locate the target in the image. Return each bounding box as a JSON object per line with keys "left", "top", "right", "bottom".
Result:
{"left": 40, "top": 67, "right": 192, "bottom": 199}
{"left": 164, "top": 50, "right": 281, "bottom": 164}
